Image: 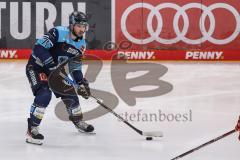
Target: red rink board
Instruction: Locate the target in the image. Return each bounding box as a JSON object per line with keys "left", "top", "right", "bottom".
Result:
{"left": 1, "top": 1, "right": 240, "bottom": 61}
{"left": 0, "top": 49, "right": 239, "bottom": 61}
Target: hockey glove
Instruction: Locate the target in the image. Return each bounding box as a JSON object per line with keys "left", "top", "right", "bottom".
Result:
{"left": 235, "top": 116, "right": 240, "bottom": 141}
{"left": 235, "top": 116, "right": 240, "bottom": 131}
{"left": 77, "top": 78, "right": 91, "bottom": 99}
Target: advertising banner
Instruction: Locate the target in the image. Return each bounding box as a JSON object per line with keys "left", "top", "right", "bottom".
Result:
{"left": 0, "top": 0, "right": 111, "bottom": 49}
{"left": 114, "top": 0, "right": 240, "bottom": 61}
{"left": 0, "top": 0, "right": 240, "bottom": 61}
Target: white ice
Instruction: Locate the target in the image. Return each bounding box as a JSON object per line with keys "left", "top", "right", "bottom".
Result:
{"left": 0, "top": 61, "right": 239, "bottom": 160}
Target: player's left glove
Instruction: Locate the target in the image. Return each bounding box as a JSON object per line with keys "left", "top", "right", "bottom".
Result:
{"left": 235, "top": 116, "right": 240, "bottom": 141}
{"left": 235, "top": 116, "right": 240, "bottom": 131}
{"left": 77, "top": 78, "right": 91, "bottom": 99}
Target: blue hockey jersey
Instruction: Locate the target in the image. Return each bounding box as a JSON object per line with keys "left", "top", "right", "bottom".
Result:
{"left": 28, "top": 26, "right": 86, "bottom": 83}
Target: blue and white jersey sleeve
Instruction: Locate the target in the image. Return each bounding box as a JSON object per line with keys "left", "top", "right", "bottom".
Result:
{"left": 37, "top": 28, "right": 58, "bottom": 49}
{"left": 32, "top": 28, "right": 59, "bottom": 67}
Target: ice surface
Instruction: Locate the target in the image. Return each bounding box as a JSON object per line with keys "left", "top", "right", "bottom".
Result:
{"left": 0, "top": 61, "right": 239, "bottom": 160}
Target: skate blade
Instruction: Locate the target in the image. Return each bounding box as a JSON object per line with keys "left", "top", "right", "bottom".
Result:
{"left": 78, "top": 129, "right": 96, "bottom": 135}
{"left": 26, "top": 136, "right": 43, "bottom": 145}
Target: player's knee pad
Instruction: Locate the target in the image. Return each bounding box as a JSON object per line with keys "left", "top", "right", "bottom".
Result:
{"left": 34, "top": 87, "right": 52, "bottom": 107}
{"left": 61, "top": 96, "right": 82, "bottom": 118}
{"left": 62, "top": 95, "right": 79, "bottom": 109}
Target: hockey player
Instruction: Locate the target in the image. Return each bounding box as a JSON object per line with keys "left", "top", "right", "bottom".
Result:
{"left": 25, "top": 11, "right": 94, "bottom": 145}
{"left": 235, "top": 116, "right": 240, "bottom": 141}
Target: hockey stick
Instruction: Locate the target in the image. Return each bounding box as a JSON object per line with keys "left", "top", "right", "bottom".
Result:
{"left": 48, "top": 55, "right": 163, "bottom": 138}
{"left": 90, "top": 94, "right": 163, "bottom": 137}
{"left": 171, "top": 129, "right": 236, "bottom": 160}
{"left": 51, "top": 72, "right": 163, "bottom": 137}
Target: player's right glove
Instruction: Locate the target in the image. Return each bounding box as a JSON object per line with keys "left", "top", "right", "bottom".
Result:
{"left": 77, "top": 78, "right": 91, "bottom": 99}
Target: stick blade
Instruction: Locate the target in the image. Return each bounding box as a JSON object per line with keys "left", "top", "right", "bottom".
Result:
{"left": 142, "top": 131, "right": 163, "bottom": 137}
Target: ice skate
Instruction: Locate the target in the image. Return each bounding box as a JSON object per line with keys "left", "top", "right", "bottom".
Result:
{"left": 26, "top": 118, "right": 44, "bottom": 145}
{"left": 69, "top": 115, "right": 95, "bottom": 134}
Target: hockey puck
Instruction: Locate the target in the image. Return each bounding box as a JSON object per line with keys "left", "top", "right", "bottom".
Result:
{"left": 146, "top": 137, "right": 153, "bottom": 141}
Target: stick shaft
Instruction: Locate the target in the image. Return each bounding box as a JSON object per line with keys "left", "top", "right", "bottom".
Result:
{"left": 171, "top": 129, "right": 236, "bottom": 160}
{"left": 91, "top": 95, "right": 143, "bottom": 135}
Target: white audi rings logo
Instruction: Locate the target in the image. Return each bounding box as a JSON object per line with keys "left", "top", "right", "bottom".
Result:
{"left": 121, "top": 3, "right": 240, "bottom": 45}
